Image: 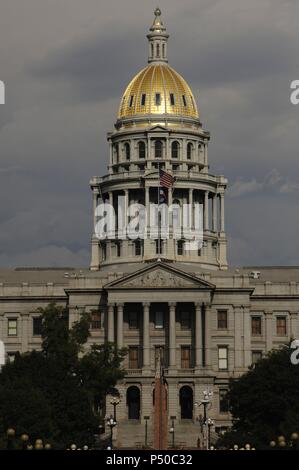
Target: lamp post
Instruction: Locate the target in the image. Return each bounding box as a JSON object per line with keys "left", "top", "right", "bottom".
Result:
{"left": 110, "top": 397, "right": 120, "bottom": 422}
{"left": 195, "top": 389, "right": 213, "bottom": 450}
{"left": 207, "top": 418, "right": 214, "bottom": 449}
{"left": 20, "top": 434, "right": 29, "bottom": 450}
{"left": 144, "top": 416, "right": 150, "bottom": 448}
{"left": 6, "top": 428, "right": 15, "bottom": 450}
{"left": 107, "top": 415, "right": 117, "bottom": 449}
{"left": 169, "top": 416, "right": 176, "bottom": 449}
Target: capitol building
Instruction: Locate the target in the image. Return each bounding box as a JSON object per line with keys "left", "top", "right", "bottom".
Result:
{"left": 1, "top": 9, "right": 298, "bottom": 448}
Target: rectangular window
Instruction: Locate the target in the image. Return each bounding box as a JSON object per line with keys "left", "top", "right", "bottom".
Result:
{"left": 155, "top": 311, "right": 164, "bottom": 329}
{"left": 116, "top": 242, "right": 121, "bottom": 257}
{"left": 182, "top": 95, "right": 187, "bottom": 107}
{"left": 155, "top": 239, "right": 163, "bottom": 255}
{"left": 129, "top": 346, "right": 139, "bottom": 369}
{"left": 252, "top": 350, "right": 262, "bottom": 365}
{"left": 181, "top": 311, "right": 191, "bottom": 330}
{"left": 218, "top": 346, "right": 228, "bottom": 370}
{"left": 135, "top": 240, "right": 143, "bottom": 256}
{"left": 181, "top": 346, "right": 191, "bottom": 368}
{"left": 276, "top": 316, "right": 287, "bottom": 336}
{"left": 102, "top": 243, "right": 107, "bottom": 261}
{"left": 155, "top": 93, "right": 161, "bottom": 106}
{"left": 170, "top": 93, "right": 175, "bottom": 106}
{"left": 177, "top": 240, "right": 184, "bottom": 255}
{"left": 128, "top": 311, "right": 138, "bottom": 329}
{"left": 251, "top": 316, "right": 262, "bottom": 336}
{"left": 217, "top": 310, "right": 228, "bottom": 329}
{"left": 33, "top": 317, "right": 43, "bottom": 336}
{"left": 8, "top": 319, "right": 17, "bottom": 337}
{"left": 141, "top": 93, "right": 146, "bottom": 106}
{"left": 90, "top": 311, "right": 101, "bottom": 330}
{"left": 129, "top": 95, "right": 134, "bottom": 107}
{"left": 219, "top": 389, "right": 229, "bottom": 413}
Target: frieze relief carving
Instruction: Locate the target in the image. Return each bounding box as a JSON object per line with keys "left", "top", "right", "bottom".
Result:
{"left": 122, "top": 269, "right": 198, "bottom": 288}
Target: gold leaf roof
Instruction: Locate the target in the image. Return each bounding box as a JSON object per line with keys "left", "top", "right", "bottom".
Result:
{"left": 118, "top": 63, "right": 199, "bottom": 120}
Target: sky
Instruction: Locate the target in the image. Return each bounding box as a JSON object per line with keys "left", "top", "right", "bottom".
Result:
{"left": 0, "top": 0, "right": 299, "bottom": 268}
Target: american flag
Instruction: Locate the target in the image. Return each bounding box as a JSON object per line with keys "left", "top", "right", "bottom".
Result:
{"left": 159, "top": 169, "right": 175, "bottom": 189}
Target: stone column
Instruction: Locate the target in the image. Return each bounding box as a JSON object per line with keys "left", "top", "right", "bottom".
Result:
{"left": 234, "top": 306, "right": 242, "bottom": 369}
{"left": 220, "top": 193, "right": 225, "bottom": 232}
{"left": 243, "top": 306, "right": 251, "bottom": 368}
{"left": 204, "top": 304, "right": 212, "bottom": 368}
{"left": 107, "top": 304, "right": 115, "bottom": 343}
{"left": 265, "top": 311, "right": 273, "bottom": 352}
{"left": 189, "top": 188, "right": 193, "bottom": 229}
{"left": 169, "top": 303, "right": 176, "bottom": 368}
{"left": 212, "top": 193, "right": 217, "bottom": 232}
{"left": 290, "top": 311, "right": 298, "bottom": 339}
{"left": 195, "top": 303, "right": 202, "bottom": 368}
{"left": 204, "top": 191, "right": 209, "bottom": 231}
{"left": 143, "top": 303, "right": 150, "bottom": 368}
{"left": 21, "top": 313, "right": 29, "bottom": 353}
{"left": 145, "top": 186, "right": 150, "bottom": 237}
{"left": 116, "top": 304, "right": 124, "bottom": 349}
{"left": 92, "top": 188, "right": 99, "bottom": 232}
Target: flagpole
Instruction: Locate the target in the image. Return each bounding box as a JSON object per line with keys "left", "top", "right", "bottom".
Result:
{"left": 157, "top": 161, "right": 160, "bottom": 255}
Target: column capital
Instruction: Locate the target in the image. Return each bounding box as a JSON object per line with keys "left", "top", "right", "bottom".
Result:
{"left": 168, "top": 302, "right": 176, "bottom": 309}
{"left": 290, "top": 311, "right": 298, "bottom": 317}
{"left": 264, "top": 310, "right": 273, "bottom": 316}
{"left": 143, "top": 302, "right": 151, "bottom": 308}
{"left": 116, "top": 303, "right": 124, "bottom": 308}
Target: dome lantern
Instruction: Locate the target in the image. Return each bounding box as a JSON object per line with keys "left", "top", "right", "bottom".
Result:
{"left": 147, "top": 8, "right": 169, "bottom": 63}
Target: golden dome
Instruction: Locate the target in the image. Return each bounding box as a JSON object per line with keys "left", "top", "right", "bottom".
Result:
{"left": 118, "top": 63, "right": 199, "bottom": 121}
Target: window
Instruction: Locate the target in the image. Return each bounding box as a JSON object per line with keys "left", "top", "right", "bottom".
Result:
{"left": 141, "top": 93, "right": 146, "bottom": 106}
{"left": 171, "top": 141, "right": 179, "bottom": 159}
{"left": 124, "top": 142, "right": 130, "bottom": 161}
{"left": 116, "top": 242, "right": 121, "bottom": 257}
{"left": 182, "top": 95, "right": 187, "bottom": 107}
{"left": 155, "top": 93, "right": 161, "bottom": 106}
{"left": 218, "top": 346, "right": 228, "bottom": 370}
{"left": 181, "top": 311, "right": 191, "bottom": 329}
{"left": 33, "top": 317, "right": 43, "bottom": 336}
{"left": 129, "top": 346, "right": 139, "bottom": 369}
{"left": 219, "top": 389, "right": 229, "bottom": 413}
{"left": 138, "top": 141, "right": 146, "bottom": 159}
{"left": 217, "top": 310, "right": 228, "bottom": 329}
{"left": 162, "top": 43, "right": 165, "bottom": 58}
{"left": 156, "top": 43, "right": 160, "bottom": 58}
{"left": 251, "top": 316, "right": 262, "bottom": 336}
{"left": 134, "top": 240, "right": 143, "bottom": 256}
{"left": 155, "top": 140, "right": 163, "bottom": 158}
{"left": 101, "top": 243, "right": 107, "bottom": 261}
{"left": 113, "top": 143, "right": 119, "bottom": 164}
{"left": 128, "top": 311, "right": 138, "bottom": 329}
{"left": 170, "top": 93, "right": 175, "bottom": 106}
{"left": 252, "top": 350, "right": 262, "bottom": 365}
{"left": 277, "top": 316, "right": 287, "bottom": 336}
{"left": 155, "top": 311, "right": 164, "bottom": 329}
{"left": 177, "top": 240, "right": 184, "bottom": 255}
{"left": 187, "top": 142, "right": 193, "bottom": 160}
{"left": 7, "top": 352, "right": 17, "bottom": 363}
{"left": 8, "top": 319, "right": 17, "bottom": 337}
{"left": 181, "top": 346, "right": 191, "bottom": 369}
{"left": 129, "top": 95, "right": 134, "bottom": 107}
{"left": 155, "top": 239, "right": 163, "bottom": 255}
{"left": 90, "top": 311, "right": 101, "bottom": 330}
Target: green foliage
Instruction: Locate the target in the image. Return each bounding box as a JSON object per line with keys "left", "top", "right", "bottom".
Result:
{"left": 219, "top": 345, "right": 299, "bottom": 449}
{"left": 0, "top": 303, "right": 126, "bottom": 449}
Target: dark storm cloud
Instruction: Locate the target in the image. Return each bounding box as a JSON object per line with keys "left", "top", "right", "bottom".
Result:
{"left": 0, "top": 0, "right": 299, "bottom": 267}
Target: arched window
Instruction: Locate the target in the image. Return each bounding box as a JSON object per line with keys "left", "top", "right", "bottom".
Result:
{"left": 138, "top": 141, "right": 146, "bottom": 159}
{"left": 151, "top": 43, "right": 154, "bottom": 57}
{"left": 124, "top": 142, "right": 130, "bottom": 161}
{"left": 162, "top": 43, "right": 165, "bottom": 58}
{"left": 156, "top": 43, "right": 160, "bottom": 58}
{"left": 127, "top": 386, "right": 140, "bottom": 420}
{"left": 187, "top": 143, "right": 193, "bottom": 160}
{"left": 171, "top": 141, "right": 179, "bottom": 159}
{"left": 155, "top": 140, "right": 163, "bottom": 159}
{"left": 179, "top": 386, "right": 193, "bottom": 419}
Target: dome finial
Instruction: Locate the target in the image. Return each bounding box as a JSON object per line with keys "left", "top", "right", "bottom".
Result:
{"left": 147, "top": 7, "right": 169, "bottom": 63}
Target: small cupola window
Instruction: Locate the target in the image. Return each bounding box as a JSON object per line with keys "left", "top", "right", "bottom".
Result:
{"left": 170, "top": 93, "right": 175, "bottom": 106}
{"left": 155, "top": 93, "right": 161, "bottom": 106}
{"left": 129, "top": 95, "right": 134, "bottom": 107}
{"left": 141, "top": 94, "right": 146, "bottom": 106}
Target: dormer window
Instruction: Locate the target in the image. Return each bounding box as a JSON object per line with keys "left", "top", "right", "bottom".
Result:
{"left": 141, "top": 94, "right": 146, "bottom": 106}
{"left": 182, "top": 95, "right": 187, "bottom": 107}
{"left": 155, "top": 93, "right": 161, "bottom": 106}
{"left": 170, "top": 93, "right": 175, "bottom": 106}
{"left": 129, "top": 95, "right": 134, "bottom": 107}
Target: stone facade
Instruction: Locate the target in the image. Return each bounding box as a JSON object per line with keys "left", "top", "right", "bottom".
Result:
{"left": 0, "top": 9, "right": 298, "bottom": 449}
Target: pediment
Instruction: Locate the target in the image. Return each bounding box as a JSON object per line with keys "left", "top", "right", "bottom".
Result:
{"left": 104, "top": 262, "right": 215, "bottom": 290}
{"left": 149, "top": 125, "right": 167, "bottom": 132}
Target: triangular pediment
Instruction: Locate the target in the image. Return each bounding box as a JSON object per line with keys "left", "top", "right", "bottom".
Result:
{"left": 104, "top": 262, "right": 215, "bottom": 290}
{"left": 149, "top": 125, "right": 167, "bottom": 132}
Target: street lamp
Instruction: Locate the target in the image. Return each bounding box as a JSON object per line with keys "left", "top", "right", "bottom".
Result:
{"left": 207, "top": 418, "right": 214, "bottom": 449}
{"left": 70, "top": 444, "right": 77, "bottom": 451}
{"left": 35, "top": 439, "right": 43, "bottom": 450}
{"left": 107, "top": 415, "right": 117, "bottom": 449}
{"left": 6, "top": 428, "right": 15, "bottom": 450}
{"left": 169, "top": 416, "right": 176, "bottom": 449}
{"left": 195, "top": 389, "right": 213, "bottom": 450}
{"left": 110, "top": 397, "right": 120, "bottom": 422}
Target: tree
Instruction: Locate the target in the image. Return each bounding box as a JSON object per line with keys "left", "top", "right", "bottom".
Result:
{"left": 219, "top": 345, "right": 299, "bottom": 449}
{"left": 0, "top": 303, "right": 126, "bottom": 449}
